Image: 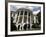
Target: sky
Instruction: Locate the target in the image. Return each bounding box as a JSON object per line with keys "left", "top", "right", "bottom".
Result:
{"left": 10, "top": 5, "right": 41, "bottom": 15}
{"left": 10, "top": 5, "right": 41, "bottom": 11}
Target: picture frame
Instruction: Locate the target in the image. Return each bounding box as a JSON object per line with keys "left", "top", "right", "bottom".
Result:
{"left": 5, "top": 0, "right": 45, "bottom": 37}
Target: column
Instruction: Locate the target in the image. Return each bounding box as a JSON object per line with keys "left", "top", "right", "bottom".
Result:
{"left": 34, "top": 15, "right": 36, "bottom": 23}
{"left": 26, "top": 11, "right": 28, "bottom": 30}
{"left": 30, "top": 13, "right": 32, "bottom": 30}
{"left": 27, "top": 11, "right": 28, "bottom": 24}
{"left": 16, "top": 10, "right": 21, "bottom": 30}
{"left": 21, "top": 10, "right": 25, "bottom": 30}
{"left": 13, "top": 13, "right": 18, "bottom": 23}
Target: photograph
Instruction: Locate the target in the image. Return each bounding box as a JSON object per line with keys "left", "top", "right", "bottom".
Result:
{"left": 10, "top": 5, "right": 41, "bottom": 31}
{"left": 7, "top": 1, "right": 45, "bottom": 35}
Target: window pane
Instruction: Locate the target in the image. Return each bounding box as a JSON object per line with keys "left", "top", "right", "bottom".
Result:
{"left": 20, "top": 10, "right": 23, "bottom": 15}
{"left": 24, "top": 15, "right": 27, "bottom": 23}
{"left": 18, "top": 16, "right": 22, "bottom": 23}
{"left": 24, "top": 11, "right": 27, "bottom": 15}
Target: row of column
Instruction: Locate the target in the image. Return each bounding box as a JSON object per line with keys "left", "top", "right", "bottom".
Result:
{"left": 11, "top": 10, "right": 39, "bottom": 30}
{"left": 13, "top": 10, "right": 32, "bottom": 30}
{"left": 14, "top": 10, "right": 31, "bottom": 24}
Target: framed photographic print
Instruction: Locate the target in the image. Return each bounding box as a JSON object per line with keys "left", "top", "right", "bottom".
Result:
{"left": 5, "top": 0, "right": 45, "bottom": 37}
